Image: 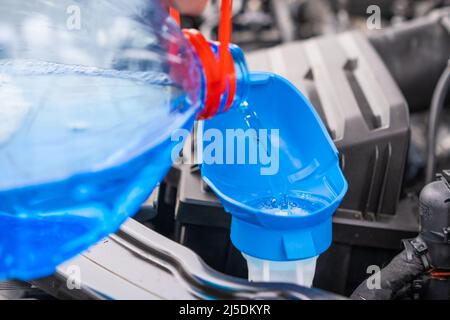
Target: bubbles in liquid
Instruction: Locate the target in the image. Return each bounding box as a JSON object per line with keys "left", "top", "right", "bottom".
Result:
{"left": 68, "top": 121, "right": 90, "bottom": 132}
{"left": 247, "top": 194, "right": 329, "bottom": 217}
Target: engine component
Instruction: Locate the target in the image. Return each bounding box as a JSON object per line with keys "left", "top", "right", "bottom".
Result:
{"left": 351, "top": 169, "right": 450, "bottom": 300}
{"left": 425, "top": 62, "right": 450, "bottom": 183}
{"left": 350, "top": 237, "right": 428, "bottom": 300}
{"left": 33, "top": 219, "right": 344, "bottom": 300}
{"left": 419, "top": 170, "right": 450, "bottom": 270}
{"left": 369, "top": 8, "right": 450, "bottom": 112}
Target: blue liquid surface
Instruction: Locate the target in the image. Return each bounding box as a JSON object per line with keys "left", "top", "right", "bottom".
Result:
{"left": 238, "top": 103, "right": 324, "bottom": 216}
{"left": 0, "top": 60, "right": 196, "bottom": 279}
{"left": 246, "top": 194, "right": 329, "bottom": 217}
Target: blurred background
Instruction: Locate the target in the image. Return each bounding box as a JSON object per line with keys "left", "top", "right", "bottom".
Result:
{"left": 185, "top": 0, "right": 450, "bottom": 50}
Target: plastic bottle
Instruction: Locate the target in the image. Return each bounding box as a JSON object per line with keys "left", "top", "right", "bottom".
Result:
{"left": 0, "top": 0, "right": 248, "bottom": 280}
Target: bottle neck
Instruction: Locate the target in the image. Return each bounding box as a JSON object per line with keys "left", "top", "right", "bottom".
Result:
{"left": 183, "top": 26, "right": 250, "bottom": 119}
{"left": 228, "top": 44, "right": 251, "bottom": 111}
{"left": 201, "top": 42, "right": 250, "bottom": 116}
{"left": 171, "top": 0, "right": 238, "bottom": 119}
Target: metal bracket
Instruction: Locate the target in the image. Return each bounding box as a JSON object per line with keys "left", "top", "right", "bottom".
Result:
{"left": 403, "top": 237, "right": 431, "bottom": 270}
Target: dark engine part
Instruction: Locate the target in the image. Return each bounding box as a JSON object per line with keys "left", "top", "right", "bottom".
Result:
{"left": 350, "top": 238, "right": 427, "bottom": 300}
{"left": 369, "top": 8, "right": 450, "bottom": 112}
{"left": 418, "top": 170, "right": 450, "bottom": 299}
{"left": 420, "top": 170, "right": 450, "bottom": 270}
{"left": 352, "top": 170, "right": 450, "bottom": 300}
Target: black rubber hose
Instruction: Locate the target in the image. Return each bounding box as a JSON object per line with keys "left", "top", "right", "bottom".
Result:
{"left": 425, "top": 62, "right": 450, "bottom": 184}
{"left": 350, "top": 247, "right": 425, "bottom": 300}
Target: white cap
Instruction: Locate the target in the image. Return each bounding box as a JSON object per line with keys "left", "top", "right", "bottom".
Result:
{"left": 243, "top": 254, "right": 318, "bottom": 288}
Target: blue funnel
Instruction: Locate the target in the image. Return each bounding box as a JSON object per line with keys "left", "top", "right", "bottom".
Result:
{"left": 201, "top": 72, "right": 347, "bottom": 263}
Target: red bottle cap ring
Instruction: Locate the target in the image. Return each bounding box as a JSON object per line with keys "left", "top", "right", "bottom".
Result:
{"left": 170, "top": 0, "right": 236, "bottom": 120}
